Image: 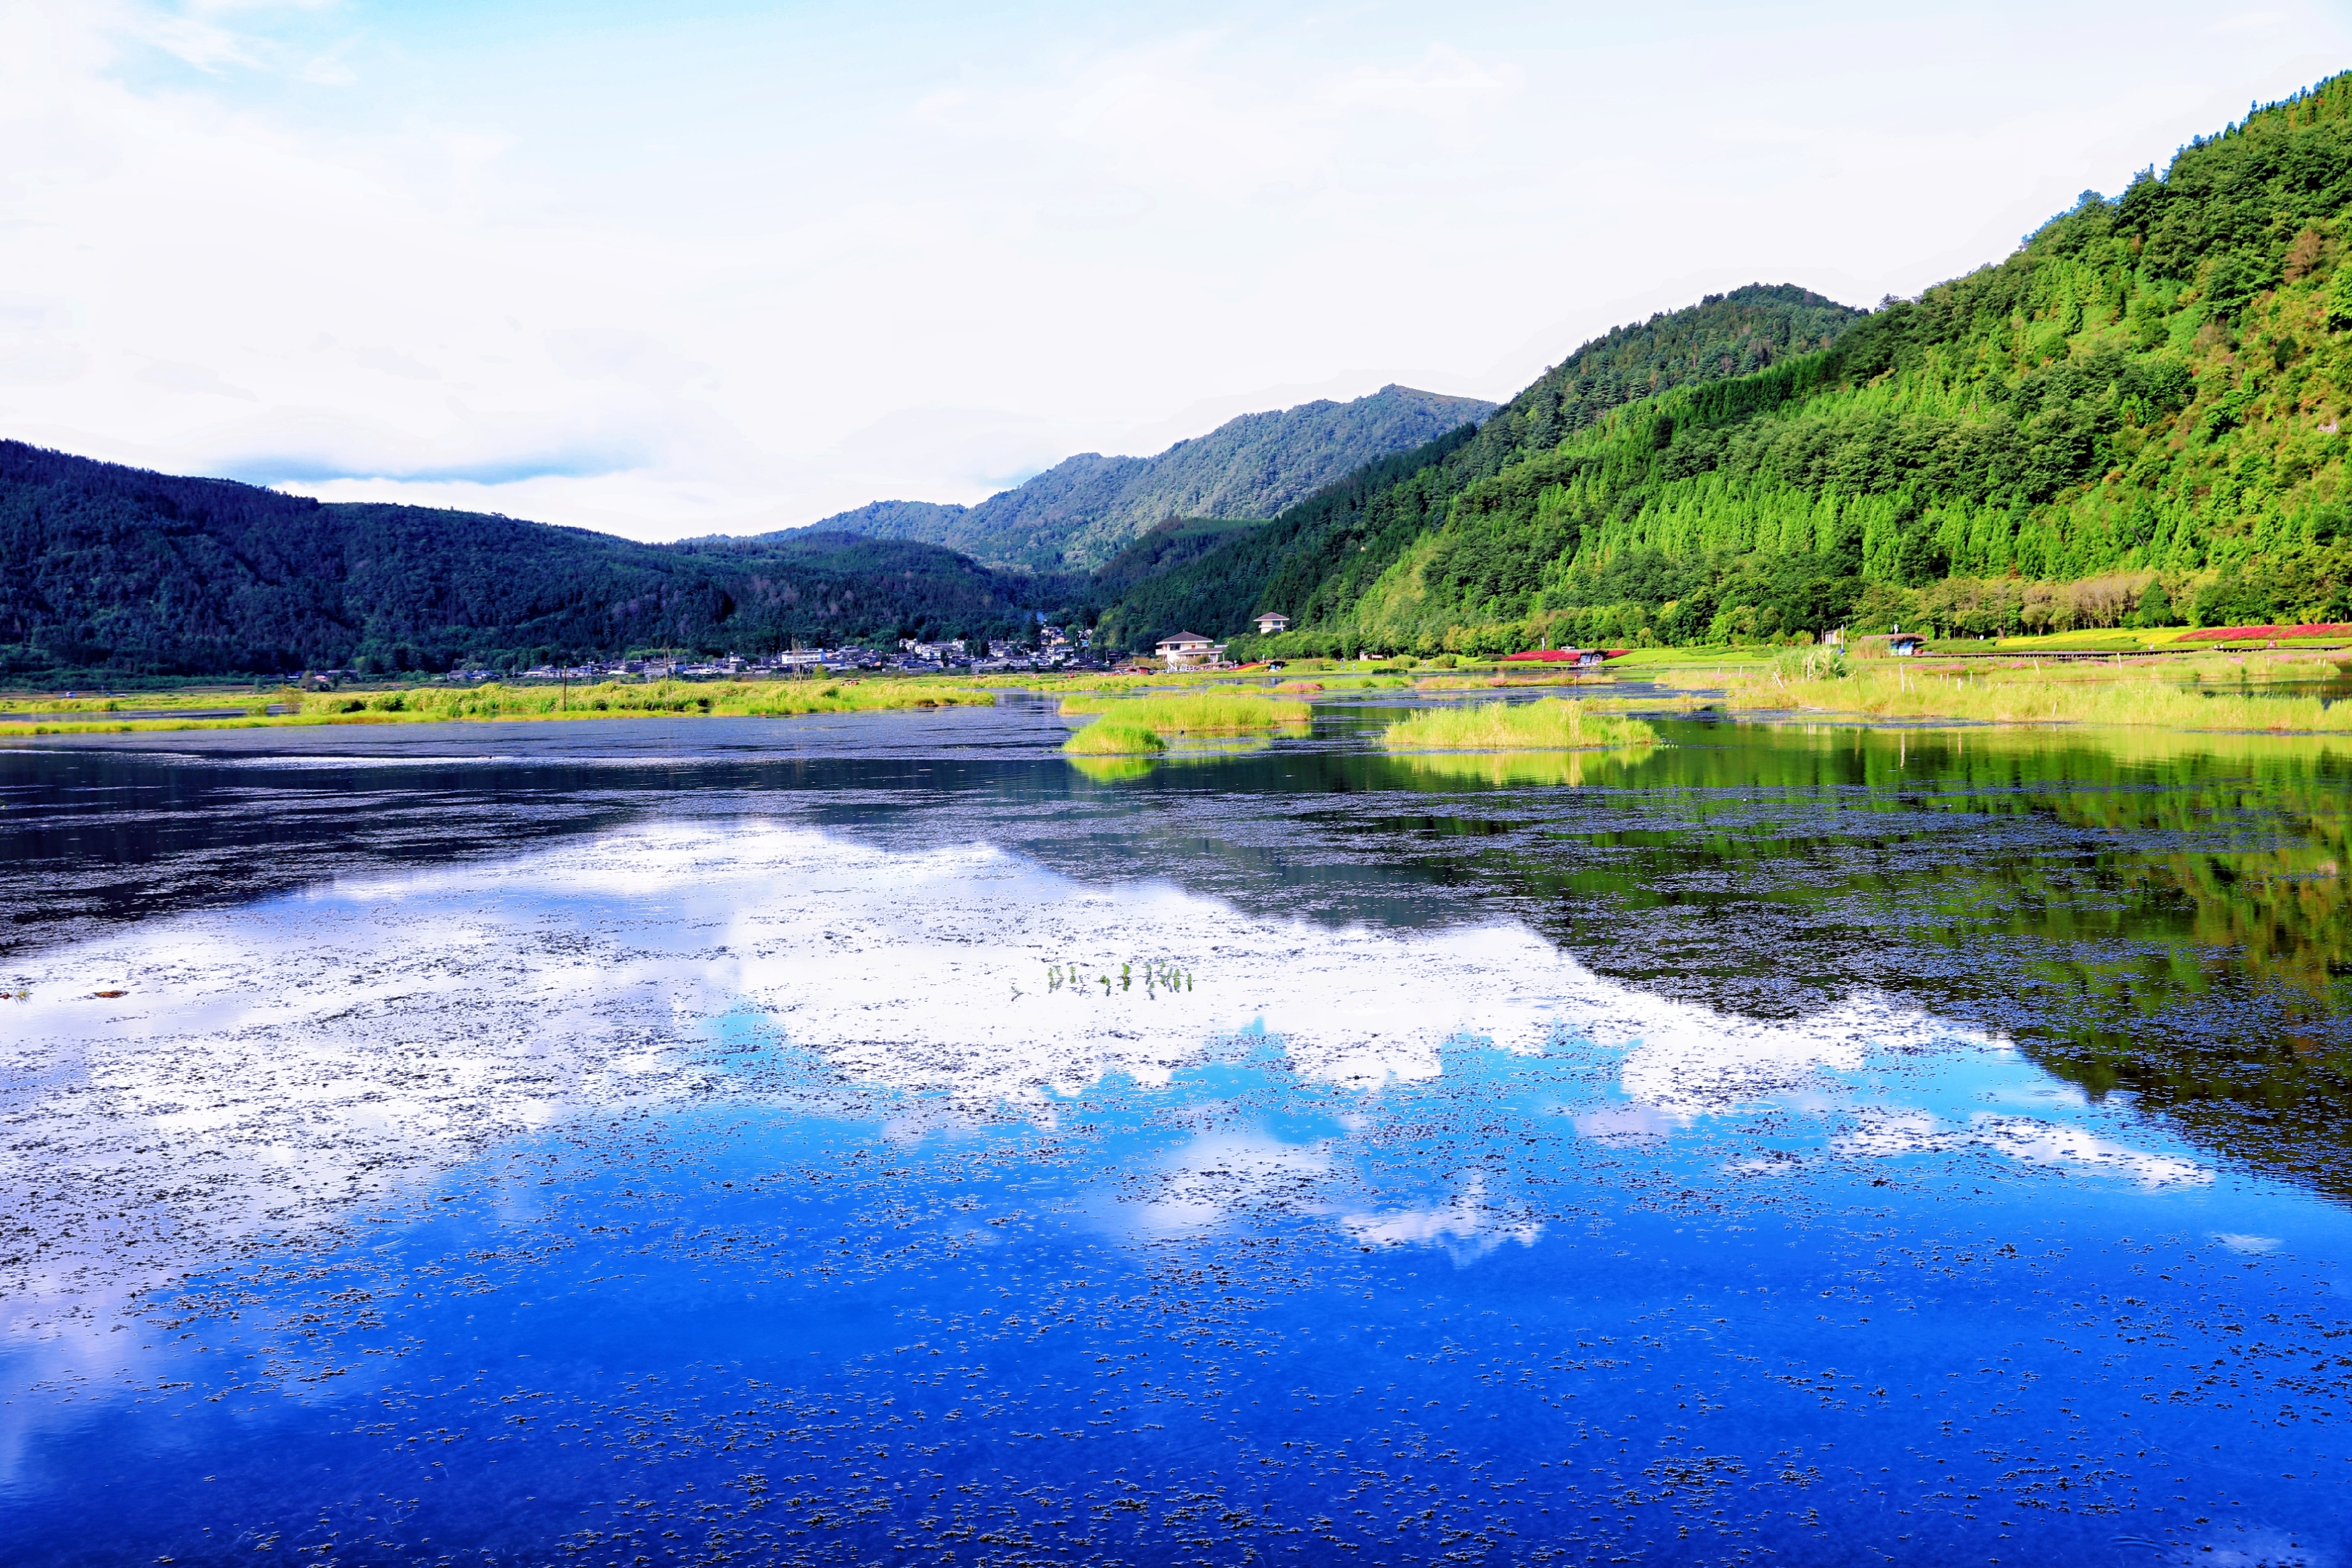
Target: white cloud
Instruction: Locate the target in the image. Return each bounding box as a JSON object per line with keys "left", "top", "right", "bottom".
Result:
{"left": 2, "top": 0, "right": 2346, "bottom": 539}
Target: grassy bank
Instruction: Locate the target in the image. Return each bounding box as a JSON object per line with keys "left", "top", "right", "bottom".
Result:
{"left": 0, "top": 679, "right": 995, "bottom": 735}
{"left": 1381, "top": 698, "right": 1659, "bottom": 753}
{"left": 0, "top": 688, "right": 298, "bottom": 716}
{"left": 1709, "top": 663, "right": 2352, "bottom": 732}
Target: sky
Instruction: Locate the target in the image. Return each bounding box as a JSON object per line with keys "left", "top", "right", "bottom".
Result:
{"left": 3, "top": 1, "right": 2348, "bottom": 542}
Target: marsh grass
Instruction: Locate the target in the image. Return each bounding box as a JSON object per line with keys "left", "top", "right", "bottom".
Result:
{"left": 1380, "top": 697, "right": 1660, "bottom": 753}
{"left": 1730, "top": 666, "right": 2352, "bottom": 732}
{"left": 1058, "top": 693, "right": 1310, "bottom": 732}
{"left": 1, "top": 679, "right": 994, "bottom": 734}
{"left": 0, "top": 687, "right": 306, "bottom": 717}
{"left": 976, "top": 672, "right": 1159, "bottom": 694}
{"left": 1411, "top": 672, "right": 1595, "bottom": 692}
{"left": 1062, "top": 721, "right": 1167, "bottom": 756}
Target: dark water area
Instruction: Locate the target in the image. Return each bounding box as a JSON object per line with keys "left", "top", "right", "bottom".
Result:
{"left": 2, "top": 698, "right": 2348, "bottom": 1566}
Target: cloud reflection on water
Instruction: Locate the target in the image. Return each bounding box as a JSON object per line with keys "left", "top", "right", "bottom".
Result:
{"left": 4, "top": 822, "right": 2208, "bottom": 1342}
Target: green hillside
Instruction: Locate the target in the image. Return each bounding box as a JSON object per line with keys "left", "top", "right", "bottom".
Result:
{"left": 1087, "top": 517, "right": 1266, "bottom": 595}
{"left": 833, "top": 383, "right": 1496, "bottom": 572}
{"left": 0, "top": 442, "right": 1062, "bottom": 679}
{"left": 1236, "top": 75, "right": 2352, "bottom": 658}
{"left": 1099, "top": 285, "right": 1865, "bottom": 651}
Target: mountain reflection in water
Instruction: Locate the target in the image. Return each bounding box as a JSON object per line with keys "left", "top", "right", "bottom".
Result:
{"left": 1, "top": 702, "right": 2348, "bottom": 1566}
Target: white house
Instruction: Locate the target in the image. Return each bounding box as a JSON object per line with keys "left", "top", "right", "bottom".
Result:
{"left": 1254, "top": 611, "right": 1290, "bottom": 636}
{"left": 1156, "top": 630, "right": 1222, "bottom": 669}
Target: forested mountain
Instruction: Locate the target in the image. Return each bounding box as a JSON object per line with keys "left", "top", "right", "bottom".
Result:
{"left": 1215, "top": 76, "right": 2352, "bottom": 657}
{"left": 1087, "top": 517, "right": 1266, "bottom": 595}
{"left": 0, "top": 442, "right": 1061, "bottom": 677}
{"left": 1100, "top": 285, "right": 1863, "bottom": 649}
{"left": 831, "top": 383, "right": 1496, "bottom": 572}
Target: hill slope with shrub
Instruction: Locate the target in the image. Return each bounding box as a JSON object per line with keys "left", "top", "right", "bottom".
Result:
{"left": 0, "top": 442, "right": 1058, "bottom": 677}
{"left": 1236, "top": 75, "right": 2352, "bottom": 658}
{"left": 1099, "top": 284, "right": 1866, "bottom": 650}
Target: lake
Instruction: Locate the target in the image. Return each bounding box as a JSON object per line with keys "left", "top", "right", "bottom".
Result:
{"left": 3, "top": 694, "right": 2348, "bottom": 1567}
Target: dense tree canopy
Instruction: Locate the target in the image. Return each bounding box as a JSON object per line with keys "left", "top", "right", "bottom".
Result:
{"left": 1102, "top": 284, "right": 1866, "bottom": 650}
{"left": 0, "top": 443, "right": 1061, "bottom": 677}
{"left": 1228, "top": 75, "right": 2352, "bottom": 656}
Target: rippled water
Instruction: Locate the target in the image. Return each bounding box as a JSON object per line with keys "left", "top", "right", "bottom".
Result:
{"left": 3, "top": 698, "right": 2349, "bottom": 1566}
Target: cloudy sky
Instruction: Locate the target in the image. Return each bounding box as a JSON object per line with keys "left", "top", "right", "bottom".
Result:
{"left": 4, "top": 1, "right": 2346, "bottom": 541}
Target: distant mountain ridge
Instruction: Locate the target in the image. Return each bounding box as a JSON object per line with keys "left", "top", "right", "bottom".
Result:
{"left": 0, "top": 441, "right": 1065, "bottom": 677}
{"left": 825, "top": 383, "right": 1496, "bottom": 571}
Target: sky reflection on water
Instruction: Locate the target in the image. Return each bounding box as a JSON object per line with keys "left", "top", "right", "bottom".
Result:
{"left": 2, "top": 704, "right": 2350, "bottom": 1567}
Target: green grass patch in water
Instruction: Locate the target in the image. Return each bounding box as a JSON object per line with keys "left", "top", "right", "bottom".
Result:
{"left": 1058, "top": 693, "right": 1310, "bottom": 732}
{"left": 1062, "top": 722, "right": 1167, "bottom": 756}
{"left": 1381, "top": 697, "right": 1659, "bottom": 753}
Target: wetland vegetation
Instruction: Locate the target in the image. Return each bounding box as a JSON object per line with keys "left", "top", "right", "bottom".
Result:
{"left": 1379, "top": 695, "right": 1659, "bottom": 752}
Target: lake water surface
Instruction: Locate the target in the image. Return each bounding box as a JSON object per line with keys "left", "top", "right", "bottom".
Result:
{"left": 3, "top": 696, "right": 2349, "bottom": 1567}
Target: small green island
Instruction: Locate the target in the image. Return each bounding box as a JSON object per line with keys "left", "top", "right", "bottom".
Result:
{"left": 1059, "top": 693, "right": 1312, "bottom": 758}
{"left": 1379, "top": 696, "right": 1658, "bottom": 754}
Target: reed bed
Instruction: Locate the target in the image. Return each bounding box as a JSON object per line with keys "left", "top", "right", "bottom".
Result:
{"left": 0, "top": 689, "right": 303, "bottom": 716}
{"left": 1058, "top": 693, "right": 1310, "bottom": 732}
{"left": 1735, "top": 667, "right": 2352, "bottom": 732}
{"left": 975, "top": 672, "right": 1159, "bottom": 694}
{"left": 1410, "top": 671, "right": 1596, "bottom": 692}
{"left": 1380, "top": 697, "right": 1659, "bottom": 752}
{"left": 1, "top": 679, "right": 993, "bottom": 734}
{"left": 1061, "top": 722, "right": 1167, "bottom": 756}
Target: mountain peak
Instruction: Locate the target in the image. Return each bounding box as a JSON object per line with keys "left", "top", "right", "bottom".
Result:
{"left": 829, "top": 383, "right": 1497, "bottom": 571}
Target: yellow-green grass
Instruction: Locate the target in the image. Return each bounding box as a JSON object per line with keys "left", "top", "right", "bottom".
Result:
{"left": 1601, "top": 645, "right": 1779, "bottom": 671}
{"left": 1380, "top": 698, "right": 1660, "bottom": 753}
{"left": 1720, "top": 666, "right": 2352, "bottom": 732}
{"left": 1951, "top": 650, "right": 2350, "bottom": 685}
{"left": 0, "top": 687, "right": 302, "bottom": 716}
{"left": 1061, "top": 722, "right": 1167, "bottom": 756}
{"left": 1410, "top": 671, "right": 1607, "bottom": 692}
{"left": 973, "top": 672, "right": 1162, "bottom": 694}
{"left": 1058, "top": 693, "right": 1310, "bottom": 732}
{"left": 0, "top": 679, "right": 994, "bottom": 735}
{"left": 1662, "top": 648, "right": 2346, "bottom": 687}
{"left": 1967, "top": 626, "right": 2352, "bottom": 654}
{"left": 1970, "top": 628, "right": 2189, "bottom": 653}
